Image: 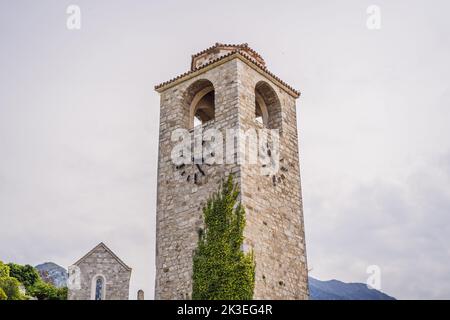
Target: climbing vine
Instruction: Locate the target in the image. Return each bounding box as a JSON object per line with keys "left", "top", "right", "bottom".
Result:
{"left": 192, "top": 175, "right": 255, "bottom": 300}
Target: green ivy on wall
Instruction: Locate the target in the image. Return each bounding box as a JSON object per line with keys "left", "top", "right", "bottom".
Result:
{"left": 192, "top": 175, "right": 255, "bottom": 300}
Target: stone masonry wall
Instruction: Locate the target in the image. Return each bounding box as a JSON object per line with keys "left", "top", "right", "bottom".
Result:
{"left": 236, "top": 59, "right": 309, "bottom": 299}
{"left": 155, "top": 59, "right": 241, "bottom": 299}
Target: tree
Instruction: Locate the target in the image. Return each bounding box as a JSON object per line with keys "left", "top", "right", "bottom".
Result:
{"left": 28, "top": 280, "right": 67, "bottom": 300}
{"left": 8, "top": 263, "right": 40, "bottom": 289}
{"left": 192, "top": 175, "right": 255, "bottom": 300}
{"left": 0, "top": 260, "right": 25, "bottom": 300}
{"left": 0, "top": 261, "right": 67, "bottom": 300}
{"left": 0, "top": 261, "right": 10, "bottom": 278}
{"left": 0, "top": 288, "right": 6, "bottom": 300}
{"left": 0, "top": 276, "right": 24, "bottom": 300}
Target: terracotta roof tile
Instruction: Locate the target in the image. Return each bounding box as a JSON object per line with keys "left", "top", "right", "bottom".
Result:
{"left": 191, "top": 42, "right": 263, "bottom": 61}
{"left": 155, "top": 49, "right": 300, "bottom": 98}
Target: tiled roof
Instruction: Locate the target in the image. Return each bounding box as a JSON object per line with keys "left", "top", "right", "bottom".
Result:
{"left": 191, "top": 42, "right": 264, "bottom": 62}
{"left": 155, "top": 49, "right": 300, "bottom": 98}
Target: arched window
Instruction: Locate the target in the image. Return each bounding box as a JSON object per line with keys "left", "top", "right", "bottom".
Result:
{"left": 95, "top": 277, "right": 104, "bottom": 300}
{"left": 255, "top": 81, "right": 282, "bottom": 130}
{"left": 255, "top": 92, "right": 269, "bottom": 126}
{"left": 184, "top": 79, "right": 215, "bottom": 129}
{"left": 91, "top": 275, "right": 106, "bottom": 300}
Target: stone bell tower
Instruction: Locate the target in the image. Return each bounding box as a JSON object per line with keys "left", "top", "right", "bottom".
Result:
{"left": 154, "top": 43, "right": 309, "bottom": 300}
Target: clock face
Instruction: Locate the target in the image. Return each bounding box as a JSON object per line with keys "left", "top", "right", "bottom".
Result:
{"left": 175, "top": 157, "right": 208, "bottom": 185}
{"left": 260, "top": 143, "right": 289, "bottom": 187}
{"left": 271, "top": 164, "right": 288, "bottom": 187}
{"left": 174, "top": 138, "right": 215, "bottom": 185}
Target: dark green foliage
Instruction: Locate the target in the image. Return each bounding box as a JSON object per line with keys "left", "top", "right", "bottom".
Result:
{"left": 28, "top": 281, "right": 67, "bottom": 300}
{"left": 8, "top": 263, "right": 40, "bottom": 289}
{"left": 192, "top": 175, "right": 255, "bottom": 300}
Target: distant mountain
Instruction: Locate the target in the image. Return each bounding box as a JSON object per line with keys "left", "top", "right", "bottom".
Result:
{"left": 309, "top": 277, "right": 395, "bottom": 300}
{"left": 35, "top": 262, "right": 68, "bottom": 288}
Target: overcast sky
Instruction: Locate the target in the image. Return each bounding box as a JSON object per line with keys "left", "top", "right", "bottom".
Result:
{"left": 1, "top": 0, "right": 449, "bottom": 300}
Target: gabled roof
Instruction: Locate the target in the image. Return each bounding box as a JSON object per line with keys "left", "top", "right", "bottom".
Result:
{"left": 191, "top": 42, "right": 266, "bottom": 69}
{"left": 191, "top": 42, "right": 263, "bottom": 59}
{"left": 155, "top": 45, "right": 300, "bottom": 98}
{"left": 73, "top": 242, "right": 132, "bottom": 272}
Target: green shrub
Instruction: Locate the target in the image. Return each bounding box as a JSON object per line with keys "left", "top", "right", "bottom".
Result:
{"left": 0, "top": 277, "right": 24, "bottom": 300}
{"left": 0, "top": 288, "right": 7, "bottom": 300}
{"left": 28, "top": 280, "right": 67, "bottom": 300}
{"left": 0, "top": 261, "right": 10, "bottom": 278}
{"left": 192, "top": 175, "right": 255, "bottom": 300}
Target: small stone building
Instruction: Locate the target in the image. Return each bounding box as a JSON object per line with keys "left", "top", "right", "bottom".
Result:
{"left": 68, "top": 242, "right": 132, "bottom": 300}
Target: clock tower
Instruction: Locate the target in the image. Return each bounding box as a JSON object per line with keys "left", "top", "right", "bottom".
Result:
{"left": 154, "top": 43, "right": 309, "bottom": 300}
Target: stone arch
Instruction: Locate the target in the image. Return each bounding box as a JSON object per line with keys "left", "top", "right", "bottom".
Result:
{"left": 255, "top": 91, "right": 269, "bottom": 126}
{"left": 255, "top": 81, "right": 282, "bottom": 130}
{"left": 183, "top": 79, "right": 215, "bottom": 129}
{"left": 90, "top": 274, "right": 106, "bottom": 300}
